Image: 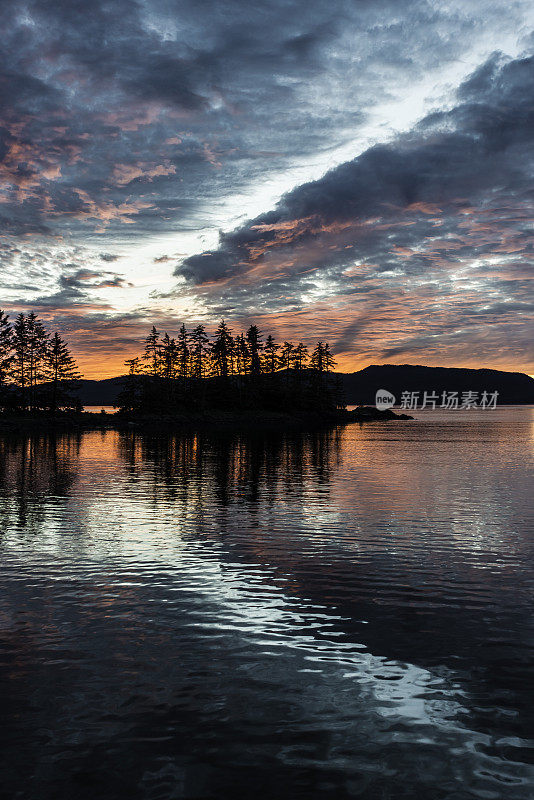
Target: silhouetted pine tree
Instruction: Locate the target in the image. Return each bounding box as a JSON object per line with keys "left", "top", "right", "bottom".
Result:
{"left": 0, "top": 311, "right": 13, "bottom": 397}
{"left": 323, "top": 343, "right": 336, "bottom": 372}
{"left": 310, "top": 341, "right": 336, "bottom": 372}
{"left": 177, "top": 324, "right": 189, "bottom": 379}
{"left": 264, "top": 335, "right": 278, "bottom": 373}
{"left": 48, "top": 332, "right": 81, "bottom": 411}
{"left": 246, "top": 325, "right": 262, "bottom": 375}
{"left": 190, "top": 324, "right": 209, "bottom": 379}
{"left": 160, "top": 333, "right": 177, "bottom": 380}
{"left": 211, "top": 320, "right": 233, "bottom": 378}
{"left": 162, "top": 333, "right": 181, "bottom": 406}
{"left": 12, "top": 314, "right": 30, "bottom": 410}
{"left": 280, "top": 342, "right": 294, "bottom": 371}
{"left": 27, "top": 312, "right": 49, "bottom": 410}
{"left": 143, "top": 326, "right": 161, "bottom": 377}
{"left": 310, "top": 341, "right": 338, "bottom": 409}
{"left": 293, "top": 343, "right": 309, "bottom": 371}
{"left": 234, "top": 333, "right": 249, "bottom": 375}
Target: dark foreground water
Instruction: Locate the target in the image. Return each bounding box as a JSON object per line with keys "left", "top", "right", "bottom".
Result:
{"left": 0, "top": 408, "right": 533, "bottom": 800}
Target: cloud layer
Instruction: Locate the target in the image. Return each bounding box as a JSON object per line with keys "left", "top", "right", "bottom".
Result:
{"left": 0, "top": 1, "right": 533, "bottom": 375}
{"left": 174, "top": 52, "right": 534, "bottom": 369}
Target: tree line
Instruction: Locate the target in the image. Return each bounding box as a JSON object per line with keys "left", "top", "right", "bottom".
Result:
{"left": 120, "top": 321, "right": 341, "bottom": 415}
{"left": 126, "top": 321, "right": 336, "bottom": 380}
{"left": 0, "top": 310, "right": 80, "bottom": 412}
{"left": 0, "top": 310, "right": 341, "bottom": 416}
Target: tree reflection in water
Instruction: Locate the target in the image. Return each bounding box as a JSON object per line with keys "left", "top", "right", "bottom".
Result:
{"left": 0, "top": 433, "right": 81, "bottom": 532}
{"left": 116, "top": 427, "right": 342, "bottom": 509}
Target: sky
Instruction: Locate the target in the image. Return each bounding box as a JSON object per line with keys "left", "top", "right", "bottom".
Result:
{"left": 1, "top": 0, "right": 534, "bottom": 379}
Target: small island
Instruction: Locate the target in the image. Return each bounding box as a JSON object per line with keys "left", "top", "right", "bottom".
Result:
{"left": 0, "top": 311, "right": 411, "bottom": 430}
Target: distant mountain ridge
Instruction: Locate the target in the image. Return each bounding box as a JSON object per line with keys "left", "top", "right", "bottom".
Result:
{"left": 76, "top": 376, "right": 129, "bottom": 406}
{"left": 77, "top": 365, "right": 534, "bottom": 406}
{"left": 340, "top": 364, "right": 534, "bottom": 405}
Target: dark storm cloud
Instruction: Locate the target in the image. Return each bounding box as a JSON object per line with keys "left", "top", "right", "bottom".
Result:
{"left": 0, "top": 0, "right": 347, "bottom": 233}
{"left": 0, "top": 0, "right": 512, "bottom": 237}
{"left": 177, "top": 52, "right": 534, "bottom": 288}
{"left": 60, "top": 269, "right": 133, "bottom": 290}
{"left": 164, "top": 48, "right": 534, "bottom": 371}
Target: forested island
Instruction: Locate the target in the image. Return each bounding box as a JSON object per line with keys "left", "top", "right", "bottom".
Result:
{"left": 0, "top": 310, "right": 410, "bottom": 428}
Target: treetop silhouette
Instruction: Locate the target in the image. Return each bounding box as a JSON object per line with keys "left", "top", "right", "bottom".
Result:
{"left": 119, "top": 320, "right": 340, "bottom": 416}
{"left": 0, "top": 310, "right": 81, "bottom": 412}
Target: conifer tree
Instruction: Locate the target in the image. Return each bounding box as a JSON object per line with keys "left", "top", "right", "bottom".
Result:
{"left": 127, "top": 356, "right": 142, "bottom": 374}
{"left": 0, "top": 311, "right": 13, "bottom": 390}
{"left": 211, "top": 320, "right": 233, "bottom": 378}
{"left": 27, "top": 312, "right": 49, "bottom": 410}
{"left": 323, "top": 342, "right": 336, "bottom": 372}
{"left": 163, "top": 334, "right": 181, "bottom": 406}
{"left": 235, "top": 333, "right": 250, "bottom": 375}
{"left": 12, "top": 313, "right": 29, "bottom": 409}
{"left": 48, "top": 332, "right": 81, "bottom": 411}
{"left": 310, "top": 342, "right": 336, "bottom": 372}
{"left": 177, "top": 324, "right": 190, "bottom": 379}
{"left": 293, "top": 343, "right": 309, "bottom": 371}
{"left": 280, "top": 341, "right": 294, "bottom": 371}
{"left": 246, "top": 325, "right": 262, "bottom": 375}
{"left": 143, "top": 326, "right": 161, "bottom": 377}
{"left": 264, "top": 335, "right": 278, "bottom": 373}
{"left": 160, "top": 333, "right": 178, "bottom": 380}
{"left": 310, "top": 341, "right": 325, "bottom": 372}
{"left": 190, "top": 324, "right": 210, "bottom": 379}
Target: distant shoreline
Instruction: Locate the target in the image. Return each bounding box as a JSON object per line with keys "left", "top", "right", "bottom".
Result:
{"left": 0, "top": 406, "right": 412, "bottom": 433}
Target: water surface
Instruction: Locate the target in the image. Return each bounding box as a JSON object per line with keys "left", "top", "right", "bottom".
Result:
{"left": 1, "top": 407, "right": 533, "bottom": 799}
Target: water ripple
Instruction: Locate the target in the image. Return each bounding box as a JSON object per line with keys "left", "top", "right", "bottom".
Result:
{"left": 0, "top": 409, "right": 533, "bottom": 798}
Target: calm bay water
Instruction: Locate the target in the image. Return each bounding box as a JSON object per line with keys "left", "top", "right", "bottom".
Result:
{"left": 0, "top": 407, "right": 533, "bottom": 799}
